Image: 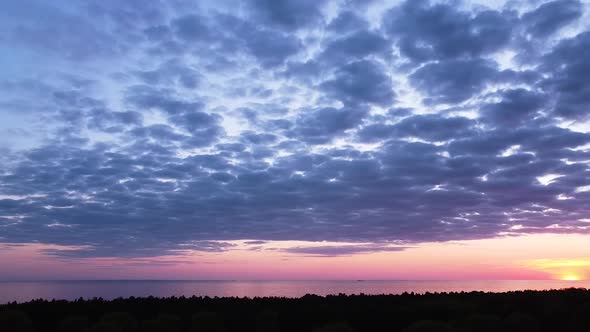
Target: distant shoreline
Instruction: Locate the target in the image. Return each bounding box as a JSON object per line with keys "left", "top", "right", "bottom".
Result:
{"left": 2, "top": 279, "right": 589, "bottom": 305}
{"left": 2, "top": 287, "right": 590, "bottom": 303}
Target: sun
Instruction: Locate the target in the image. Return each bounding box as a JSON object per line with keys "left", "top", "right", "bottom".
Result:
{"left": 561, "top": 274, "right": 582, "bottom": 281}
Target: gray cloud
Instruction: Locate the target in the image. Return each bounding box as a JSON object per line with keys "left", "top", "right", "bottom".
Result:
{"left": 320, "top": 60, "right": 395, "bottom": 106}
{"left": 319, "top": 30, "right": 391, "bottom": 65}
{"left": 245, "top": 0, "right": 328, "bottom": 31}
{"left": 383, "top": 0, "right": 515, "bottom": 63}
{"left": 282, "top": 244, "right": 408, "bottom": 257}
{"left": 522, "top": 0, "right": 583, "bottom": 38}
{"left": 410, "top": 58, "right": 499, "bottom": 104}
{"left": 541, "top": 31, "right": 590, "bottom": 120}
{"left": 1, "top": 0, "right": 590, "bottom": 259}
{"left": 289, "top": 106, "right": 368, "bottom": 144}
{"left": 358, "top": 114, "right": 475, "bottom": 142}
{"left": 481, "top": 89, "right": 546, "bottom": 126}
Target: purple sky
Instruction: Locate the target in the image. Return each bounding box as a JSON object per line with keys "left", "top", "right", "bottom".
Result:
{"left": 1, "top": 0, "right": 590, "bottom": 279}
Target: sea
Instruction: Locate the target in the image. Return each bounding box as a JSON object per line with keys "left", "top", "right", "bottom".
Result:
{"left": 1, "top": 280, "right": 589, "bottom": 304}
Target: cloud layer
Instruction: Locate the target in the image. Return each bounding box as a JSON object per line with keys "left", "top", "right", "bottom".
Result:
{"left": 1, "top": 0, "right": 590, "bottom": 258}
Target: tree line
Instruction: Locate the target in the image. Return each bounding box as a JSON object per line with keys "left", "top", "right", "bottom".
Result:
{"left": 1, "top": 288, "right": 590, "bottom": 331}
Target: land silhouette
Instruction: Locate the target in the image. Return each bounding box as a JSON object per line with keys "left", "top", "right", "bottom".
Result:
{"left": 2, "top": 288, "right": 590, "bottom": 331}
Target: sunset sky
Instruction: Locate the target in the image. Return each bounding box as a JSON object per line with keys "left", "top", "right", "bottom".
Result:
{"left": 1, "top": 0, "right": 590, "bottom": 281}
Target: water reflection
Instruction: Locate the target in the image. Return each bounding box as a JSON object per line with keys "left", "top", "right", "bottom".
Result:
{"left": 1, "top": 280, "right": 589, "bottom": 303}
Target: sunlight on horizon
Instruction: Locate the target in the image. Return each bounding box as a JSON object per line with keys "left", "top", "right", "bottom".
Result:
{"left": 560, "top": 274, "right": 583, "bottom": 281}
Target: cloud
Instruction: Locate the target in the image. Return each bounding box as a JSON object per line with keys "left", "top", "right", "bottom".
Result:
{"left": 171, "top": 14, "right": 213, "bottom": 42}
{"left": 522, "top": 0, "right": 583, "bottom": 38}
{"left": 289, "top": 106, "right": 368, "bottom": 144}
{"left": 481, "top": 89, "right": 546, "bottom": 126}
{"left": 282, "top": 244, "right": 408, "bottom": 257}
{"left": 40, "top": 241, "right": 236, "bottom": 259}
{"left": 410, "top": 58, "right": 499, "bottom": 104}
{"left": 319, "top": 30, "right": 391, "bottom": 65}
{"left": 1, "top": 0, "right": 590, "bottom": 259}
{"left": 245, "top": 0, "right": 328, "bottom": 31}
{"left": 358, "top": 114, "right": 475, "bottom": 142}
{"left": 326, "top": 10, "right": 369, "bottom": 33}
{"left": 133, "top": 60, "right": 201, "bottom": 88}
{"left": 320, "top": 60, "right": 395, "bottom": 106}
{"left": 239, "top": 26, "right": 302, "bottom": 68}
{"left": 541, "top": 31, "right": 590, "bottom": 120}
{"left": 383, "top": 0, "right": 514, "bottom": 63}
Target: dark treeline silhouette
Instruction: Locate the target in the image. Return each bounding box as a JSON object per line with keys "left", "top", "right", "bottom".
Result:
{"left": 2, "top": 288, "right": 590, "bottom": 332}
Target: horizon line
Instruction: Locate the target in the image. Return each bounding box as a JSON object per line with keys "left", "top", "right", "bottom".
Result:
{"left": 1, "top": 278, "right": 587, "bottom": 282}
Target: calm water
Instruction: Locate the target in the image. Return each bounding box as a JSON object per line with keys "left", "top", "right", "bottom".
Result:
{"left": 1, "top": 280, "right": 589, "bottom": 303}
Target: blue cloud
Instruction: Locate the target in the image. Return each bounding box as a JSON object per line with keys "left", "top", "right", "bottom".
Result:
{"left": 1, "top": 0, "right": 590, "bottom": 258}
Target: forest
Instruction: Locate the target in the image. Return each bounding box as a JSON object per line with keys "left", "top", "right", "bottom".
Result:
{"left": 1, "top": 288, "right": 590, "bottom": 332}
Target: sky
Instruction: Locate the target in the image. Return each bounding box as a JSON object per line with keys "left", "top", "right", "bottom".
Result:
{"left": 1, "top": 0, "right": 590, "bottom": 281}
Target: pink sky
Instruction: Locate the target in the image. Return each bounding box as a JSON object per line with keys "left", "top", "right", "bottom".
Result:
{"left": 1, "top": 233, "right": 589, "bottom": 281}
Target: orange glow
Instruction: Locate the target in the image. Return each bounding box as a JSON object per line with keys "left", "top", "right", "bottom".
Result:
{"left": 526, "top": 259, "right": 589, "bottom": 281}
{"left": 561, "top": 274, "right": 582, "bottom": 281}
{"left": 528, "top": 259, "right": 590, "bottom": 269}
